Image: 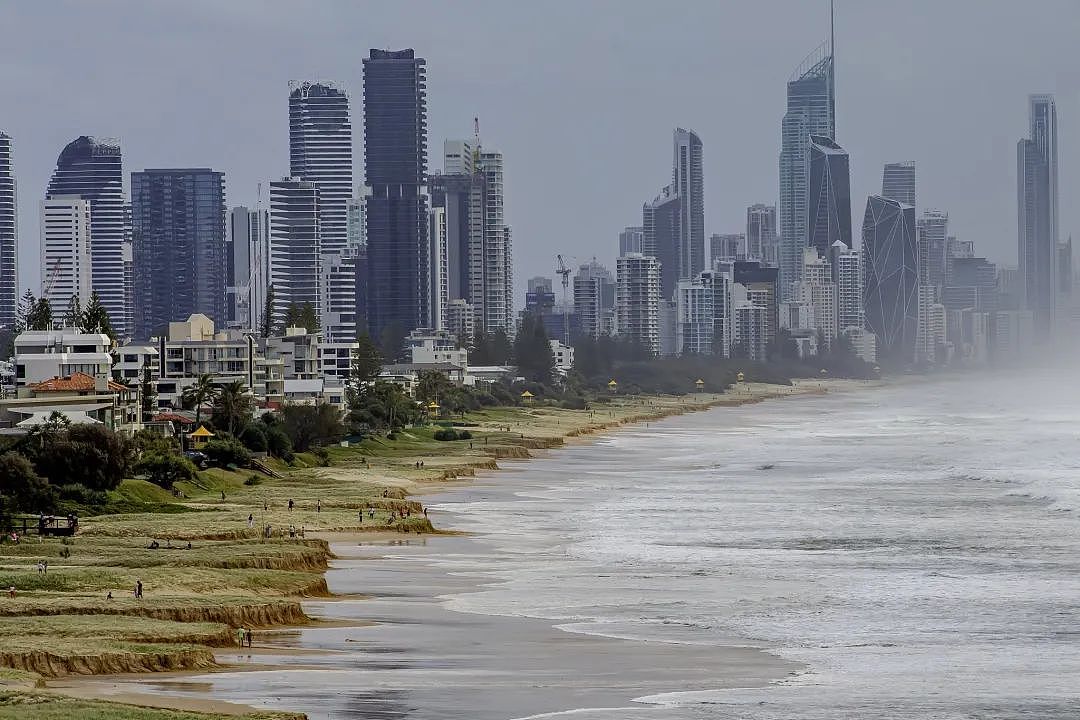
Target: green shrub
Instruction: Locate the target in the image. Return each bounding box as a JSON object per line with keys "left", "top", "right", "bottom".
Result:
{"left": 134, "top": 453, "right": 198, "bottom": 490}
{"left": 243, "top": 474, "right": 262, "bottom": 486}
{"left": 265, "top": 425, "right": 294, "bottom": 462}
{"left": 311, "top": 446, "right": 330, "bottom": 466}
{"left": 458, "top": 429, "right": 473, "bottom": 440}
{"left": 57, "top": 483, "right": 108, "bottom": 506}
{"left": 239, "top": 424, "right": 268, "bottom": 452}
{"left": 434, "top": 428, "right": 470, "bottom": 441}
{"left": 202, "top": 435, "right": 252, "bottom": 468}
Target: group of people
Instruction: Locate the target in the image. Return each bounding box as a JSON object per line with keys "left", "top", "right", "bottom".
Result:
{"left": 35, "top": 561, "right": 48, "bottom": 574}
{"left": 235, "top": 627, "right": 254, "bottom": 648}
{"left": 147, "top": 539, "right": 192, "bottom": 550}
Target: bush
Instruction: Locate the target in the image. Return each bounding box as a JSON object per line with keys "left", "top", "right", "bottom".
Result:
{"left": 28, "top": 424, "right": 130, "bottom": 492}
{"left": 202, "top": 435, "right": 252, "bottom": 468}
{"left": 135, "top": 453, "right": 198, "bottom": 490}
{"left": 311, "top": 446, "right": 330, "bottom": 466}
{"left": 560, "top": 395, "right": 587, "bottom": 410}
{"left": 434, "top": 428, "right": 471, "bottom": 441}
{"left": 57, "top": 483, "right": 108, "bottom": 506}
{"left": 239, "top": 424, "right": 268, "bottom": 452}
{"left": 243, "top": 474, "right": 262, "bottom": 486}
{"left": 280, "top": 403, "right": 345, "bottom": 452}
{"left": 0, "top": 453, "right": 57, "bottom": 512}
{"left": 265, "top": 425, "right": 294, "bottom": 462}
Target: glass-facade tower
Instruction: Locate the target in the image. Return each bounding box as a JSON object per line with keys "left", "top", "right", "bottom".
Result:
{"left": 779, "top": 42, "right": 834, "bottom": 300}
{"left": 807, "top": 135, "right": 851, "bottom": 259}
{"left": 289, "top": 81, "right": 355, "bottom": 341}
{"left": 46, "top": 136, "right": 128, "bottom": 337}
{"left": 131, "top": 169, "right": 226, "bottom": 339}
{"left": 862, "top": 195, "right": 918, "bottom": 364}
{"left": 363, "top": 49, "right": 429, "bottom": 348}
{"left": 1017, "top": 94, "right": 1058, "bottom": 340}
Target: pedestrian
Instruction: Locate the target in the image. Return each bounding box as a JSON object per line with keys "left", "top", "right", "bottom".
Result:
{"left": 6, "top": 586, "right": 14, "bottom": 599}
{"left": 358, "top": 510, "right": 363, "bottom": 524}
{"left": 248, "top": 513, "right": 254, "bottom": 529}
{"left": 368, "top": 508, "right": 375, "bottom": 519}
{"left": 420, "top": 461, "right": 424, "bottom": 468}
{"left": 36, "top": 562, "right": 43, "bottom": 575}
{"left": 221, "top": 491, "right": 226, "bottom": 502}
{"left": 300, "top": 525, "right": 305, "bottom": 538}
{"left": 264, "top": 500, "right": 269, "bottom": 511}
{"left": 246, "top": 628, "right": 253, "bottom": 648}
{"left": 186, "top": 541, "right": 192, "bottom": 550}
{"left": 42, "top": 561, "right": 47, "bottom": 575}
{"left": 135, "top": 580, "right": 143, "bottom": 599}
{"left": 236, "top": 627, "right": 246, "bottom": 648}
{"left": 423, "top": 507, "right": 428, "bottom": 518}
{"left": 288, "top": 499, "right": 294, "bottom": 511}
{"left": 106, "top": 591, "right": 113, "bottom": 600}
{"left": 317, "top": 500, "right": 321, "bottom": 514}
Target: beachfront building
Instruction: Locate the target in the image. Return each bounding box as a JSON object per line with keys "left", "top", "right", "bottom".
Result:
{"left": 616, "top": 253, "right": 661, "bottom": 355}
{"left": 40, "top": 197, "right": 94, "bottom": 315}
{"left": 269, "top": 178, "right": 321, "bottom": 332}
{"left": 732, "top": 283, "right": 768, "bottom": 361}
{"left": 642, "top": 185, "right": 681, "bottom": 300}
{"left": 733, "top": 262, "right": 779, "bottom": 351}
{"left": 13, "top": 328, "right": 113, "bottom": 388}
{"left": 0, "top": 371, "right": 140, "bottom": 437}
{"left": 1017, "top": 94, "right": 1059, "bottom": 340}
{"left": 793, "top": 247, "right": 837, "bottom": 344}
{"left": 831, "top": 240, "right": 863, "bottom": 333}
{"left": 673, "top": 128, "right": 706, "bottom": 282}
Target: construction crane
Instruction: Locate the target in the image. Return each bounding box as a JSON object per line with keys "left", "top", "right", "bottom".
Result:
{"left": 555, "top": 254, "right": 573, "bottom": 346}
{"left": 40, "top": 258, "right": 61, "bottom": 299}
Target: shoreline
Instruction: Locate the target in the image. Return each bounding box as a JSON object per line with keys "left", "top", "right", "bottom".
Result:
{"left": 41, "top": 380, "right": 870, "bottom": 718}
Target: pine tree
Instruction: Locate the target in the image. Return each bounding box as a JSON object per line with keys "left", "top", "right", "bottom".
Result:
{"left": 260, "top": 285, "right": 276, "bottom": 338}
{"left": 27, "top": 298, "right": 53, "bottom": 331}
{"left": 15, "top": 289, "right": 36, "bottom": 334}
{"left": 64, "top": 295, "right": 83, "bottom": 329}
{"left": 82, "top": 291, "right": 116, "bottom": 342}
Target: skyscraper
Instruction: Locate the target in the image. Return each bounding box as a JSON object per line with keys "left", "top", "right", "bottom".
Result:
{"left": 269, "top": 178, "right": 320, "bottom": 329}
{"left": 40, "top": 197, "right": 93, "bottom": 317}
{"left": 1017, "top": 93, "right": 1058, "bottom": 339}
{"left": 225, "top": 206, "right": 269, "bottom": 331}
{"left": 673, "top": 128, "right": 705, "bottom": 280}
{"left": 779, "top": 36, "right": 835, "bottom": 300}
{"left": 0, "top": 132, "right": 16, "bottom": 335}
{"left": 862, "top": 195, "right": 918, "bottom": 363}
{"left": 289, "top": 81, "right": 355, "bottom": 341}
{"left": 131, "top": 169, "right": 226, "bottom": 339}
{"left": 807, "top": 135, "right": 851, "bottom": 258}
{"left": 881, "top": 161, "right": 916, "bottom": 206}
{"left": 916, "top": 210, "right": 949, "bottom": 288}
{"left": 46, "top": 136, "right": 128, "bottom": 337}
{"left": 363, "top": 49, "right": 429, "bottom": 348}
{"left": 429, "top": 138, "right": 513, "bottom": 335}
{"left": 617, "top": 253, "right": 661, "bottom": 355}
{"left": 830, "top": 240, "right": 863, "bottom": 332}
{"left": 642, "top": 186, "right": 680, "bottom": 300}
{"left": 794, "top": 247, "right": 837, "bottom": 342}
{"left": 746, "top": 204, "right": 777, "bottom": 264}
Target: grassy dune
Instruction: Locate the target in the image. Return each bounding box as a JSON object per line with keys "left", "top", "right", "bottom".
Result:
{"left": 0, "top": 388, "right": 809, "bottom": 718}
{"left": 0, "top": 692, "right": 304, "bottom": 719}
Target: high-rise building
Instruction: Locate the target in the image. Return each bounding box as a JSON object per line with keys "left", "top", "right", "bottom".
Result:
{"left": 0, "top": 132, "right": 16, "bottom": 335}
{"left": 710, "top": 233, "right": 746, "bottom": 264}
{"left": 616, "top": 253, "right": 661, "bottom": 355}
{"left": 1017, "top": 93, "right": 1059, "bottom": 339}
{"left": 746, "top": 204, "right": 777, "bottom": 264}
{"left": 673, "top": 128, "right": 705, "bottom": 280}
{"left": 46, "top": 136, "right": 129, "bottom": 337}
{"left": 428, "top": 205, "right": 448, "bottom": 332}
{"left": 881, "top": 161, "right": 916, "bottom": 206}
{"left": 363, "top": 48, "right": 429, "bottom": 346}
{"left": 733, "top": 283, "right": 769, "bottom": 361}
{"left": 619, "top": 226, "right": 644, "bottom": 256}
{"left": 862, "top": 195, "right": 918, "bottom": 363}
{"left": 642, "top": 185, "right": 680, "bottom": 299}
{"left": 289, "top": 81, "right": 355, "bottom": 341}
{"left": 430, "top": 138, "right": 513, "bottom": 335}
{"left": 675, "top": 270, "right": 733, "bottom": 357}
{"left": 269, "top": 178, "right": 320, "bottom": 330}
{"left": 807, "top": 135, "right": 851, "bottom": 259}
{"left": 346, "top": 194, "right": 367, "bottom": 250}
{"left": 574, "top": 274, "right": 602, "bottom": 341}
{"left": 917, "top": 210, "right": 949, "bottom": 289}
{"left": 131, "top": 169, "right": 226, "bottom": 339}
{"left": 830, "top": 240, "right": 863, "bottom": 332}
{"left": 733, "top": 261, "right": 779, "bottom": 350}
{"left": 779, "top": 37, "right": 835, "bottom": 300}
{"left": 794, "top": 247, "right": 837, "bottom": 343}
{"left": 40, "top": 198, "right": 93, "bottom": 317}
{"left": 225, "top": 206, "right": 270, "bottom": 332}
{"left": 944, "top": 257, "right": 999, "bottom": 313}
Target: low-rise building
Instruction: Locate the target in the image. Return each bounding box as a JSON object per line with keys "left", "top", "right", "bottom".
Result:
{"left": 550, "top": 339, "right": 574, "bottom": 372}
{"left": 14, "top": 329, "right": 113, "bottom": 388}
{"left": 0, "top": 371, "right": 140, "bottom": 436}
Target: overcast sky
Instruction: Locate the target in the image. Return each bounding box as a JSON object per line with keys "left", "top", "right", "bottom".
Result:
{"left": 4, "top": 0, "right": 1078, "bottom": 305}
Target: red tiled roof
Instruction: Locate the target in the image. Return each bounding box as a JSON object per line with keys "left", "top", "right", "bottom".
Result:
{"left": 31, "top": 372, "right": 130, "bottom": 394}
{"left": 152, "top": 412, "right": 196, "bottom": 425}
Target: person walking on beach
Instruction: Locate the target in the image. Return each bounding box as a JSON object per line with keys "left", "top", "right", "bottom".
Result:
{"left": 358, "top": 510, "right": 363, "bottom": 524}
{"left": 236, "top": 627, "right": 246, "bottom": 648}
{"left": 135, "top": 580, "right": 143, "bottom": 599}
{"left": 248, "top": 513, "right": 254, "bottom": 529}
{"left": 246, "top": 628, "right": 253, "bottom": 648}
{"left": 288, "top": 499, "right": 294, "bottom": 511}
{"left": 221, "top": 491, "right": 226, "bottom": 502}
{"left": 36, "top": 562, "right": 43, "bottom": 575}
{"left": 317, "top": 499, "right": 321, "bottom": 514}
{"left": 42, "top": 561, "right": 47, "bottom": 574}
{"left": 368, "top": 507, "right": 375, "bottom": 519}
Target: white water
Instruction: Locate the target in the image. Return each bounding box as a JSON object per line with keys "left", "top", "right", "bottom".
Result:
{"left": 437, "top": 374, "right": 1080, "bottom": 718}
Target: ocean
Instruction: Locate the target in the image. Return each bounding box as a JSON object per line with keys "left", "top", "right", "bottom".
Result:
{"left": 126, "top": 374, "right": 1080, "bottom": 718}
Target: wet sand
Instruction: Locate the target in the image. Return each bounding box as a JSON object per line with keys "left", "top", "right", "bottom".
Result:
{"left": 66, "top": 530, "right": 796, "bottom": 719}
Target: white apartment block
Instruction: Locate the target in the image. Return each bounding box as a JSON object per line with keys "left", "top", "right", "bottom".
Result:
{"left": 794, "top": 247, "right": 838, "bottom": 343}
{"left": 40, "top": 197, "right": 94, "bottom": 313}
{"left": 733, "top": 282, "right": 768, "bottom": 361}
{"left": 831, "top": 240, "right": 863, "bottom": 332}
{"left": 14, "top": 328, "right": 113, "bottom": 388}
{"left": 617, "top": 253, "right": 661, "bottom": 355}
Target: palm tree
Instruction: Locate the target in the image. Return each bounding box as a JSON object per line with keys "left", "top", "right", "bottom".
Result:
{"left": 214, "top": 381, "right": 253, "bottom": 436}
{"left": 181, "top": 374, "right": 219, "bottom": 427}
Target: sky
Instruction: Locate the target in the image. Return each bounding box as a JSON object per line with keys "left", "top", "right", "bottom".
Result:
{"left": 4, "top": 0, "right": 1078, "bottom": 307}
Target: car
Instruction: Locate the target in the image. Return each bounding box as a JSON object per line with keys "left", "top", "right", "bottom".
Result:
{"left": 183, "top": 450, "right": 209, "bottom": 469}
